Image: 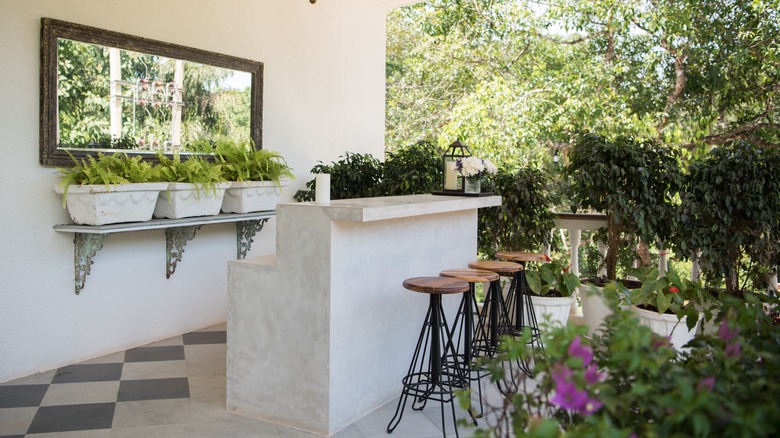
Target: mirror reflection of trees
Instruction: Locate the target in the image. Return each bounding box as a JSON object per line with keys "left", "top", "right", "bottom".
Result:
{"left": 57, "top": 38, "right": 250, "bottom": 153}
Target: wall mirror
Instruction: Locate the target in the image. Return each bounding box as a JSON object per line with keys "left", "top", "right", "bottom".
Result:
{"left": 40, "top": 17, "right": 263, "bottom": 166}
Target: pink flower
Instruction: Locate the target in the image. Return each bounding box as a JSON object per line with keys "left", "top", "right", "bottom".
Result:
{"left": 567, "top": 336, "right": 593, "bottom": 366}
{"left": 697, "top": 376, "right": 715, "bottom": 393}
{"left": 725, "top": 341, "right": 741, "bottom": 359}
{"left": 719, "top": 321, "right": 739, "bottom": 342}
{"left": 669, "top": 286, "right": 680, "bottom": 293}
{"left": 584, "top": 364, "right": 604, "bottom": 385}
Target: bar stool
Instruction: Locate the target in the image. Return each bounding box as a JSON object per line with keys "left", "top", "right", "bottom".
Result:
{"left": 387, "top": 276, "right": 472, "bottom": 437}
{"left": 495, "top": 251, "right": 547, "bottom": 351}
{"left": 468, "top": 260, "right": 534, "bottom": 380}
{"left": 439, "top": 268, "right": 500, "bottom": 417}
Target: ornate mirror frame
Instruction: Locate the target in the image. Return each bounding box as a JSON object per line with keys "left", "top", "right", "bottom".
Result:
{"left": 40, "top": 17, "right": 264, "bottom": 166}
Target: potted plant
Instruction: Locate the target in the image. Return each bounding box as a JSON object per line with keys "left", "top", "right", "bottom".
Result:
{"left": 214, "top": 140, "right": 295, "bottom": 213}
{"left": 674, "top": 140, "right": 780, "bottom": 296}
{"left": 526, "top": 260, "right": 581, "bottom": 328}
{"left": 627, "top": 267, "right": 707, "bottom": 352}
{"left": 54, "top": 152, "right": 168, "bottom": 225}
{"left": 567, "top": 133, "right": 682, "bottom": 333}
{"left": 152, "top": 153, "right": 230, "bottom": 219}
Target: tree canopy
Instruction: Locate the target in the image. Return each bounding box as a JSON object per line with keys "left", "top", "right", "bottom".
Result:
{"left": 386, "top": 0, "right": 780, "bottom": 166}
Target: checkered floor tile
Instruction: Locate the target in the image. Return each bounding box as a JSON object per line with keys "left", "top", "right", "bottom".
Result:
{"left": 0, "top": 324, "right": 226, "bottom": 437}
{"left": 0, "top": 322, "right": 496, "bottom": 437}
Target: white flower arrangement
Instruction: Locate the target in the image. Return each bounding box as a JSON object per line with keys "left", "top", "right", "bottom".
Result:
{"left": 456, "top": 156, "right": 498, "bottom": 178}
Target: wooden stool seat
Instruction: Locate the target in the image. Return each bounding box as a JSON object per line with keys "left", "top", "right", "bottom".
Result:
{"left": 403, "top": 277, "right": 469, "bottom": 295}
{"left": 468, "top": 260, "right": 522, "bottom": 274}
{"left": 495, "top": 251, "right": 548, "bottom": 263}
{"left": 439, "top": 268, "right": 499, "bottom": 283}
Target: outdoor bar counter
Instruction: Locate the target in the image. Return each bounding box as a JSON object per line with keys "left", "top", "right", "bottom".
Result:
{"left": 227, "top": 193, "right": 501, "bottom": 436}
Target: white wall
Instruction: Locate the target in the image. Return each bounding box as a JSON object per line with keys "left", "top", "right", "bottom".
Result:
{"left": 0, "top": 0, "right": 388, "bottom": 383}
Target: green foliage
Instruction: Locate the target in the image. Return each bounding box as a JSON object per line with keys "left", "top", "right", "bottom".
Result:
{"left": 293, "top": 152, "right": 383, "bottom": 202}
{"left": 674, "top": 140, "right": 780, "bottom": 295}
{"left": 468, "top": 284, "right": 780, "bottom": 437}
{"left": 293, "top": 141, "right": 444, "bottom": 202}
{"left": 57, "top": 152, "right": 156, "bottom": 187}
{"left": 380, "top": 140, "right": 444, "bottom": 196}
{"left": 154, "top": 153, "right": 226, "bottom": 197}
{"left": 214, "top": 139, "right": 294, "bottom": 184}
{"left": 387, "top": 0, "right": 780, "bottom": 166}
{"left": 56, "top": 38, "right": 249, "bottom": 150}
{"left": 56, "top": 152, "right": 158, "bottom": 207}
{"left": 478, "top": 167, "right": 556, "bottom": 257}
{"left": 628, "top": 267, "right": 709, "bottom": 329}
{"left": 526, "top": 260, "right": 581, "bottom": 297}
{"left": 567, "top": 133, "right": 682, "bottom": 279}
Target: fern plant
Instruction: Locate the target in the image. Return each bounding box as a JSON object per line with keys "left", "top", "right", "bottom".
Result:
{"left": 57, "top": 152, "right": 157, "bottom": 206}
{"left": 154, "top": 153, "right": 227, "bottom": 197}
{"left": 214, "top": 140, "right": 294, "bottom": 185}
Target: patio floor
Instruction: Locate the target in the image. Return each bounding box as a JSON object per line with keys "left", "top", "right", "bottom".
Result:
{"left": 0, "top": 323, "right": 509, "bottom": 437}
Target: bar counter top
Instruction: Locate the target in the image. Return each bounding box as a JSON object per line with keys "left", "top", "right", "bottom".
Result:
{"left": 285, "top": 193, "right": 502, "bottom": 222}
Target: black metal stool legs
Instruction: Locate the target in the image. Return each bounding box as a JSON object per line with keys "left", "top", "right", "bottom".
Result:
{"left": 503, "top": 265, "right": 545, "bottom": 378}
{"left": 446, "top": 284, "right": 488, "bottom": 419}
{"left": 471, "top": 278, "right": 520, "bottom": 396}
{"left": 387, "top": 294, "right": 467, "bottom": 437}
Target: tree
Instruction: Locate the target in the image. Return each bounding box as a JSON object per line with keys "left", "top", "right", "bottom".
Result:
{"left": 386, "top": 0, "right": 780, "bottom": 165}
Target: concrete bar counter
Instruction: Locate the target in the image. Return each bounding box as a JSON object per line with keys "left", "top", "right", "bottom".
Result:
{"left": 227, "top": 194, "right": 501, "bottom": 436}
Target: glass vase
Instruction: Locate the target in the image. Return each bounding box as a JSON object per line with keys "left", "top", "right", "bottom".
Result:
{"left": 464, "top": 177, "right": 481, "bottom": 194}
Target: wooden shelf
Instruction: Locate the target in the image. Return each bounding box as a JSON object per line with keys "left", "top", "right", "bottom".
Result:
{"left": 54, "top": 211, "right": 276, "bottom": 295}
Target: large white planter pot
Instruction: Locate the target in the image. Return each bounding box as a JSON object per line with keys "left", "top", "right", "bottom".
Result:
{"left": 632, "top": 305, "right": 701, "bottom": 353}
{"left": 221, "top": 181, "right": 284, "bottom": 214}
{"left": 531, "top": 295, "right": 575, "bottom": 329}
{"left": 54, "top": 182, "right": 169, "bottom": 225}
{"left": 153, "top": 182, "right": 231, "bottom": 219}
{"left": 580, "top": 286, "right": 614, "bottom": 336}
{"left": 579, "top": 282, "right": 638, "bottom": 336}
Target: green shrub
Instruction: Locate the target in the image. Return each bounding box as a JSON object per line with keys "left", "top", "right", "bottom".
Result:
{"left": 466, "top": 284, "right": 780, "bottom": 437}
{"left": 478, "top": 167, "right": 556, "bottom": 257}
{"left": 567, "top": 133, "right": 682, "bottom": 280}
{"left": 293, "top": 152, "right": 383, "bottom": 202}
{"left": 380, "top": 140, "right": 443, "bottom": 196}
{"left": 674, "top": 140, "right": 780, "bottom": 295}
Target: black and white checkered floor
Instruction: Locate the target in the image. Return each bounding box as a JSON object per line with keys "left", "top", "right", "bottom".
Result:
{"left": 0, "top": 323, "right": 499, "bottom": 437}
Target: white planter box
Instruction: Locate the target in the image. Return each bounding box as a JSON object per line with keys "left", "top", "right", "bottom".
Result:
{"left": 221, "top": 181, "right": 284, "bottom": 214}
{"left": 54, "top": 182, "right": 169, "bottom": 225}
{"left": 632, "top": 305, "right": 701, "bottom": 353}
{"left": 531, "top": 294, "right": 575, "bottom": 329}
{"left": 153, "top": 182, "right": 231, "bottom": 219}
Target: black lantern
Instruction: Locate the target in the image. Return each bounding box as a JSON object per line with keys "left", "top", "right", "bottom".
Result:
{"left": 553, "top": 150, "right": 559, "bottom": 166}
{"left": 442, "top": 139, "right": 472, "bottom": 192}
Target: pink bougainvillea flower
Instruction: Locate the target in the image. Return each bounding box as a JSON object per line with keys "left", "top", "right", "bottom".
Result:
{"left": 652, "top": 335, "right": 672, "bottom": 351}
{"left": 581, "top": 398, "right": 603, "bottom": 415}
{"left": 697, "top": 376, "right": 716, "bottom": 393}
{"left": 551, "top": 363, "right": 573, "bottom": 384}
{"left": 584, "top": 364, "right": 604, "bottom": 385}
{"left": 719, "top": 321, "right": 739, "bottom": 342}
{"left": 551, "top": 379, "right": 588, "bottom": 411}
{"left": 567, "top": 336, "right": 593, "bottom": 366}
{"left": 725, "top": 341, "right": 741, "bottom": 359}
